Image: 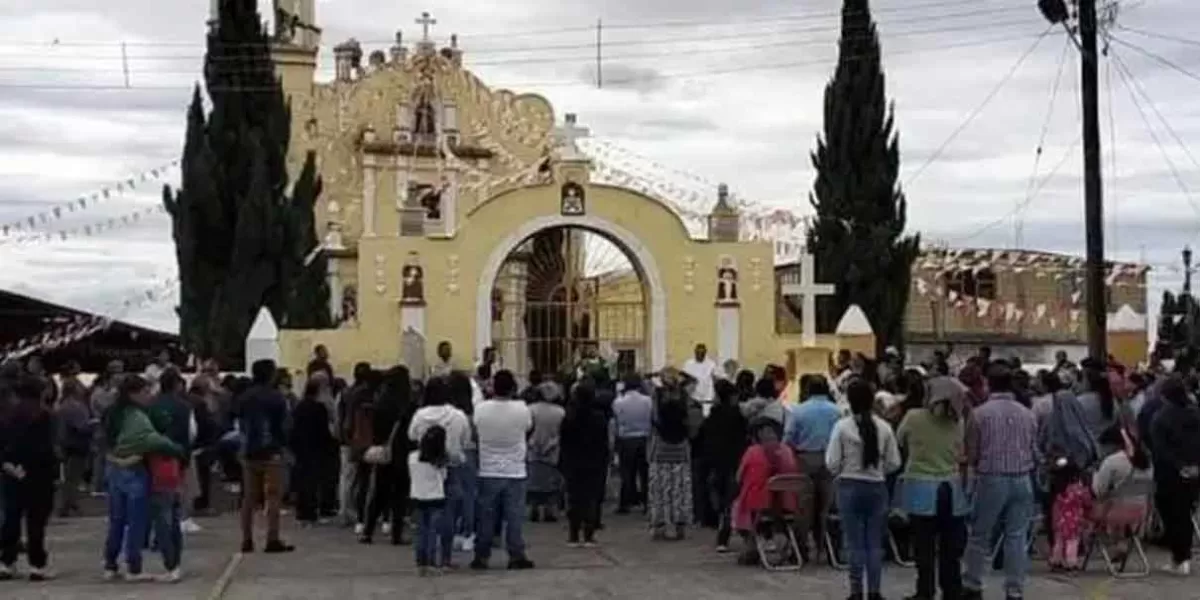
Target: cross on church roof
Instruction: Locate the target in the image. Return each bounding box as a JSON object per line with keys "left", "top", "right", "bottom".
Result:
{"left": 415, "top": 11, "right": 437, "bottom": 41}
{"left": 555, "top": 113, "right": 590, "bottom": 159}
{"left": 781, "top": 253, "right": 836, "bottom": 348}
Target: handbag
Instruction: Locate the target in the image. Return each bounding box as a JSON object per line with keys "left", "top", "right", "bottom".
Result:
{"left": 363, "top": 421, "right": 402, "bottom": 465}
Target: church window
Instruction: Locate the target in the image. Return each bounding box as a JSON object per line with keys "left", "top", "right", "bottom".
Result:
{"left": 412, "top": 98, "right": 436, "bottom": 140}
{"left": 944, "top": 269, "right": 997, "bottom": 300}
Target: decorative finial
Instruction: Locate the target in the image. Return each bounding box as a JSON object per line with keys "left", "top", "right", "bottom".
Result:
{"left": 415, "top": 11, "right": 437, "bottom": 42}
{"left": 716, "top": 183, "right": 731, "bottom": 208}
{"left": 451, "top": 33, "right": 458, "bottom": 48}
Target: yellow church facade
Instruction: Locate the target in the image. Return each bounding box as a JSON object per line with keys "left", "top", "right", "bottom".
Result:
{"left": 259, "top": 2, "right": 871, "bottom": 379}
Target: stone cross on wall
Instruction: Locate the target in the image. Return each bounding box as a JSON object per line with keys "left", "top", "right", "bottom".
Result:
{"left": 554, "top": 113, "right": 590, "bottom": 161}
{"left": 781, "top": 253, "right": 836, "bottom": 347}
{"left": 415, "top": 11, "right": 437, "bottom": 41}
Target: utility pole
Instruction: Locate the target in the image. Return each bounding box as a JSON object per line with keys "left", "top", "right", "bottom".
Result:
{"left": 1079, "top": 0, "right": 1107, "bottom": 361}
{"left": 596, "top": 19, "right": 603, "bottom": 89}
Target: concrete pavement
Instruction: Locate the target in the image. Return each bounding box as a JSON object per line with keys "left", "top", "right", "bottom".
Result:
{"left": 5, "top": 509, "right": 1198, "bottom": 599}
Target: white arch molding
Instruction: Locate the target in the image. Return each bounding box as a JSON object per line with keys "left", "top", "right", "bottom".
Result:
{"left": 476, "top": 214, "right": 667, "bottom": 371}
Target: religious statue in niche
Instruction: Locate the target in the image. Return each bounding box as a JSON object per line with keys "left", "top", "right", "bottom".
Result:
{"left": 716, "top": 256, "right": 739, "bottom": 305}
{"left": 412, "top": 97, "right": 437, "bottom": 140}
{"left": 561, "top": 182, "right": 586, "bottom": 216}
{"left": 401, "top": 252, "right": 425, "bottom": 306}
{"left": 491, "top": 288, "right": 504, "bottom": 322}
{"left": 409, "top": 181, "right": 445, "bottom": 221}
{"left": 341, "top": 284, "right": 358, "bottom": 325}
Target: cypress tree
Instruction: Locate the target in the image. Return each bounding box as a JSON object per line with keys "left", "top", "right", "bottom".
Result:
{"left": 163, "top": 0, "right": 328, "bottom": 364}
{"left": 805, "top": 0, "right": 920, "bottom": 355}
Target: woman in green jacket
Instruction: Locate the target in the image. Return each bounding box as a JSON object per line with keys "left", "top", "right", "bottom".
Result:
{"left": 101, "top": 376, "right": 182, "bottom": 582}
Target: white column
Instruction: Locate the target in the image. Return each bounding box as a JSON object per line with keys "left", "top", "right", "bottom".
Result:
{"left": 362, "top": 156, "right": 377, "bottom": 237}
{"left": 328, "top": 260, "right": 342, "bottom": 323}
{"left": 245, "top": 307, "right": 280, "bottom": 372}
{"left": 716, "top": 306, "right": 740, "bottom": 366}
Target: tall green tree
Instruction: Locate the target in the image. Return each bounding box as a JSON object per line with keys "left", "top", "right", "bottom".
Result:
{"left": 805, "top": 0, "right": 920, "bottom": 355}
{"left": 163, "top": 0, "right": 329, "bottom": 364}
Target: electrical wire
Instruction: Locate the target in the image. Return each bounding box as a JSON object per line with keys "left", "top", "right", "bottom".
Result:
{"left": 1108, "top": 34, "right": 1200, "bottom": 85}
{"left": 949, "top": 132, "right": 1082, "bottom": 244}
{"left": 0, "top": 31, "right": 1046, "bottom": 92}
{"left": 0, "top": 22, "right": 1042, "bottom": 75}
{"left": 1016, "top": 35, "right": 1073, "bottom": 247}
{"left": 0, "top": 0, "right": 1025, "bottom": 49}
{"left": 1116, "top": 25, "right": 1200, "bottom": 49}
{"left": 1108, "top": 49, "right": 1200, "bottom": 220}
{"left": 905, "top": 24, "right": 1055, "bottom": 186}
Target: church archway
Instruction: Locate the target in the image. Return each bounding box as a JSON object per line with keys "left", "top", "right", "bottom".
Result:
{"left": 476, "top": 215, "right": 666, "bottom": 375}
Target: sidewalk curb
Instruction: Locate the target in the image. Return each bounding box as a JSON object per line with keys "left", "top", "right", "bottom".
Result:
{"left": 206, "top": 552, "right": 243, "bottom": 600}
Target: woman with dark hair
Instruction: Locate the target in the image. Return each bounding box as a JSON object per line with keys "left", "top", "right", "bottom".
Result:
{"left": 647, "top": 370, "right": 695, "bottom": 541}
{"left": 734, "top": 370, "right": 756, "bottom": 403}
{"left": 100, "top": 375, "right": 183, "bottom": 582}
{"left": 446, "top": 370, "right": 479, "bottom": 552}
{"left": 0, "top": 377, "right": 57, "bottom": 580}
{"left": 1150, "top": 375, "right": 1200, "bottom": 575}
{"left": 1078, "top": 368, "right": 1120, "bottom": 453}
{"left": 1091, "top": 426, "right": 1152, "bottom": 561}
{"left": 559, "top": 382, "right": 610, "bottom": 547}
{"left": 702, "top": 379, "right": 748, "bottom": 552}
{"left": 291, "top": 380, "right": 336, "bottom": 526}
{"left": 359, "top": 366, "right": 415, "bottom": 545}
{"left": 826, "top": 379, "right": 902, "bottom": 600}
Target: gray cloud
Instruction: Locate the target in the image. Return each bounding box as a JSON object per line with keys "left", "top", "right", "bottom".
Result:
{"left": 0, "top": 0, "right": 1197, "bottom": 335}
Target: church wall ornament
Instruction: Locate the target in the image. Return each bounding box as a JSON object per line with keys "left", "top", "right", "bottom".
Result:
{"left": 682, "top": 256, "right": 696, "bottom": 294}
{"left": 560, "top": 181, "right": 585, "bottom": 216}
{"left": 400, "top": 251, "right": 426, "bottom": 306}
{"left": 373, "top": 254, "right": 387, "bottom": 296}
{"left": 715, "top": 255, "right": 740, "bottom": 306}
{"left": 446, "top": 253, "right": 461, "bottom": 295}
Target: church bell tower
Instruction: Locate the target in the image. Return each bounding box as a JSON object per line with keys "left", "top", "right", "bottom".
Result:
{"left": 269, "top": 0, "right": 321, "bottom": 95}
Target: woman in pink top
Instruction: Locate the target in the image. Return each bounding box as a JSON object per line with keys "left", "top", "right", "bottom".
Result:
{"left": 732, "top": 422, "right": 800, "bottom": 561}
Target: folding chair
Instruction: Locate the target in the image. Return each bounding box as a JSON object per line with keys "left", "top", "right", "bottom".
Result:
{"left": 1082, "top": 501, "right": 1151, "bottom": 578}
{"left": 824, "top": 509, "right": 847, "bottom": 570}
{"left": 753, "top": 473, "right": 812, "bottom": 572}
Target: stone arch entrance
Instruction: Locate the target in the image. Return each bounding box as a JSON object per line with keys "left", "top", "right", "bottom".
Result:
{"left": 476, "top": 214, "right": 667, "bottom": 372}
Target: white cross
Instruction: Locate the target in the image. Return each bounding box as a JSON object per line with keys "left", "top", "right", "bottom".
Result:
{"left": 415, "top": 11, "right": 437, "bottom": 41}
{"left": 555, "top": 113, "right": 590, "bottom": 159}
{"left": 781, "top": 253, "right": 836, "bottom": 347}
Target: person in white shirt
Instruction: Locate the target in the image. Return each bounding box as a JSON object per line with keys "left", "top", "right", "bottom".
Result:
{"left": 408, "top": 377, "right": 471, "bottom": 567}
{"left": 681, "top": 344, "right": 718, "bottom": 408}
{"left": 409, "top": 426, "right": 449, "bottom": 575}
{"left": 469, "top": 370, "right": 535, "bottom": 570}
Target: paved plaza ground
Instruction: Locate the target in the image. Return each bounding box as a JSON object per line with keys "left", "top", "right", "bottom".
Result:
{"left": 4, "top": 508, "right": 1199, "bottom": 599}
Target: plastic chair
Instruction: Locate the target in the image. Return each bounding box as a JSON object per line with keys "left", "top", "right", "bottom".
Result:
{"left": 1082, "top": 501, "right": 1151, "bottom": 578}
{"left": 753, "top": 473, "right": 811, "bottom": 571}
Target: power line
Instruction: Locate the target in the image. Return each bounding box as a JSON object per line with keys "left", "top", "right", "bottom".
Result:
{"left": 950, "top": 132, "right": 1083, "bottom": 244}
{"left": 0, "top": 22, "right": 1041, "bottom": 75}
{"left": 0, "top": 0, "right": 1024, "bottom": 49}
{"left": 1016, "top": 35, "right": 1073, "bottom": 247}
{"left": 1108, "top": 49, "right": 1200, "bottom": 221}
{"left": 1108, "top": 34, "right": 1200, "bottom": 85}
{"left": 0, "top": 8, "right": 1037, "bottom": 64}
{"left": 0, "top": 31, "right": 1045, "bottom": 92}
{"left": 1116, "top": 25, "right": 1200, "bottom": 49}
{"left": 905, "top": 24, "right": 1055, "bottom": 186}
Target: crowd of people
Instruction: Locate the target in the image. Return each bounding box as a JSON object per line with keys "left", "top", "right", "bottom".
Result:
{"left": 0, "top": 341, "right": 1198, "bottom": 600}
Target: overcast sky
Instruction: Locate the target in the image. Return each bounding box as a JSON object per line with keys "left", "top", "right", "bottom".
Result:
{"left": 0, "top": 0, "right": 1196, "bottom": 335}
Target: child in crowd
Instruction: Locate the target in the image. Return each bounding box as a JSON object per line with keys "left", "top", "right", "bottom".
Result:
{"left": 1049, "top": 458, "right": 1092, "bottom": 571}
{"left": 409, "top": 425, "right": 449, "bottom": 575}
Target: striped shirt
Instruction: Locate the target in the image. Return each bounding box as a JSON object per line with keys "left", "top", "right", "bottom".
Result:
{"left": 966, "top": 392, "right": 1037, "bottom": 476}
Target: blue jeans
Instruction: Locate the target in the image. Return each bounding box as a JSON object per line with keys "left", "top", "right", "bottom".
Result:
{"left": 440, "top": 466, "right": 465, "bottom": 563}
{"left": 149, "top": 491, "right": 182, "bottom": 570}
{"left": 104, "top": 466, "right": 150, "bottom": 574}
{"left": 837, "top": 478, "right": 888, "bottom": 595}
{"left": 964, "top": 473, "right": 1034, "bottom": 598}
{"left": 475, "top": 477, "right": 527, "bottom": 562}
{"left": 415, "top": 503, "right": 445, "bottom": 567}
{"left": 453, "top": 451, "right": 478, "bottom": 538}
